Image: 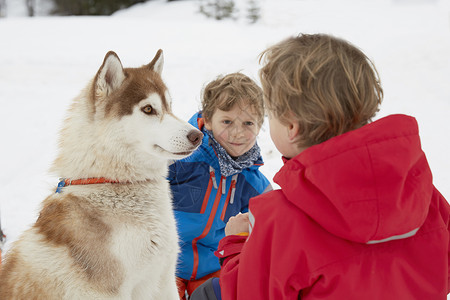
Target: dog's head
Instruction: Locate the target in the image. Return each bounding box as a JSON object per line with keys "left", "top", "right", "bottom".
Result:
{"left": 53, "top": 50, "right": 202, "bottom": 180}
{"left": 91, "top": 50, "right": 203, "bottom": 161}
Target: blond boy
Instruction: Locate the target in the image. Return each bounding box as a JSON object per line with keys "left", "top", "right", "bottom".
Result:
{"left": 216, "top": 34, "right": 450, "bottom": 299}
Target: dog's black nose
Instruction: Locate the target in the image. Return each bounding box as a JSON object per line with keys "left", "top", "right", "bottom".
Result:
{"left": 187, "top": 130, "right": 203, "bottom": 146}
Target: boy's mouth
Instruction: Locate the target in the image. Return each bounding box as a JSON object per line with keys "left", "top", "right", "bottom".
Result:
{"left": 229, "top": 142, "right": 244, "bottom": 147}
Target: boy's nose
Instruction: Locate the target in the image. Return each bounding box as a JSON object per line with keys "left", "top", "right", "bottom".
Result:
{"left": 230, "top": 124, "right": 245, "bottom": 138}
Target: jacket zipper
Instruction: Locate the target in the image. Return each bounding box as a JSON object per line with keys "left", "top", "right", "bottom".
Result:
{"left": 199, "top": 167, "right": 215, "bottom": 214}
{"left": 210, "top": 165, "right": 218, "bottom": 189}
{"left": 220, "top": 174, "right": 238, "bottom": 220}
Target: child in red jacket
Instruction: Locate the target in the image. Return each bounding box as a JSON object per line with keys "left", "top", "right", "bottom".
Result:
{"left": 211, "top": 34, "right": 450, "bottom": 299}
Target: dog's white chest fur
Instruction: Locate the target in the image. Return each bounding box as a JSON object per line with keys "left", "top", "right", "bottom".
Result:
{"left": 111, "top": 216, "right": 178, "bottom": 298}
{"left": 103, "top": 183, "right": 180, "bottom": 298}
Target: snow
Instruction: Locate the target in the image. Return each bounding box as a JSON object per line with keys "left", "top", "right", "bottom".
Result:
{"left": 0, "top": 0, "right": 449, "bottom": 287}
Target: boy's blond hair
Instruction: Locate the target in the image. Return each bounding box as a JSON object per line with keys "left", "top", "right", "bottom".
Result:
{"left": 259, "top": 34, "right": 383, "bottom": 147}
{"left": 202, "top": 72, "right": 264, "bottom": 127}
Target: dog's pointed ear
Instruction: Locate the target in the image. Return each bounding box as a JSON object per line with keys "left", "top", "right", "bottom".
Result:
{"left": 95, "top": 51, "right": 126, "bottom": 98}
{"left": 147, "top": 49, "right": 163, "bottom": 75}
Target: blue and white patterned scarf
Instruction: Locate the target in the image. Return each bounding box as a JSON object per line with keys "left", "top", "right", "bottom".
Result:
{"left": 205, "top": 129, "right": 261, "bottom": 177}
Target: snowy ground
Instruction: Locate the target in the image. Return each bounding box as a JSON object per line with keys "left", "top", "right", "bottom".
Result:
{"left": 1, "top": 0, "right": 449, "bottom": 284}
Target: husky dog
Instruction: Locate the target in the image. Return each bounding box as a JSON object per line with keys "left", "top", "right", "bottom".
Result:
{"left": 0, "top": 50, "right": 202, "bottom": 299}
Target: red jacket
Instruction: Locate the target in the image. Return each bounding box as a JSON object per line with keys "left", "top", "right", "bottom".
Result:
{"left": 216, "top": 114, "right": 450, "bottom": 299}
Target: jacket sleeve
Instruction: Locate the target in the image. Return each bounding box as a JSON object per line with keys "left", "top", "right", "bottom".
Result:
{"left": 215, "top": 233, "right": 269, "bottom": 300}
{"left": 215, "top": 202, "right": 276, "bottom": 300}
{"left": 215, "top": 234, "right": 247, "bottom": 299}
{"left": 215, "top": 234, "right": 247, "bottom": 265}
{"left": 215, "top": 204, "right": 300, "bottom": 300}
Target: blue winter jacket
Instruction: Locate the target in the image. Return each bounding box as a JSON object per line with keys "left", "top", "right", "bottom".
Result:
{"left": 169, "top": 111, "right": 271, "bottom": 281}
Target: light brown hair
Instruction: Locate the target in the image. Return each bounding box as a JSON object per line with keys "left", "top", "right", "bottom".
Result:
{"left": 202, "top": 72, "right": 264, "bottom": 127}
{"left": 259, "top": 33, "right": 383, "bottom": 147}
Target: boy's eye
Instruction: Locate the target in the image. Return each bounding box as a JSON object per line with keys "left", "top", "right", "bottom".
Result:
{"left": 244, "top": 121, "right": 254, "bottom": 126}
{"left": 223, "top": 120, "right": 232, "bottom": 125}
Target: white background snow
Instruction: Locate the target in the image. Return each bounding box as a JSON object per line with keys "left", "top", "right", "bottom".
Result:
{"left": 0, "top": 0, "right": 449, "bottom": 292}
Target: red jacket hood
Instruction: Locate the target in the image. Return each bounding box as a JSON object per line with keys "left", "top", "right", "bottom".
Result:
{"left": 274, "top": 114, "right": 434, "bottom": 244}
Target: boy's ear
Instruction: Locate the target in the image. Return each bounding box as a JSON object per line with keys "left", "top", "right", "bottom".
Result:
{"left": 204, "top": 118, "right": 212, "bottom": 130}
{"left": 286, "top": 118, "right": 300, "bottom": 141}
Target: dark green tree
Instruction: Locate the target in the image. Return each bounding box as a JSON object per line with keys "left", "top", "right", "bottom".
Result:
{"left": 51, "top": 0, "right": 147, "bottom": 16}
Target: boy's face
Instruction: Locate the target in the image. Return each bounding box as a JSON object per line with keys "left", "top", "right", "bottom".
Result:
{"left": 205, "top": 103, "right": 260, "bottom": 157}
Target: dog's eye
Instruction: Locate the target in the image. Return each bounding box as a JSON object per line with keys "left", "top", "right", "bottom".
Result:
{"left": 141, "top": 105, "right": 154, "bottom": 115}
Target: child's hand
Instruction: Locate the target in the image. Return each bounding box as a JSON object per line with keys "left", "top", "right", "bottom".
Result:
{"left": 225, "top": 213, "right": 250, "bottom": 236}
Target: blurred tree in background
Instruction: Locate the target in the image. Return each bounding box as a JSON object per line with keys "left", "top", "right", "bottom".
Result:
{"left": 26, "top": 0, "right": 35, "bottom": 16}
{"left": 199, "top": 0, "right": 237, "bottom": 20}
{"left": 246, "top": 0, "right": 260, "bottom": 23}
{"left": 52, "top": 0, "right": 147, "bottom": 15}
{"left": 199, "top": 0, "right": 261, "bottom": 23}
{"left": 0, "top": 0, "right": 6, "bottom": 17}
{"left": 0, "top": 0, "right": 261, "bottom": 19}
